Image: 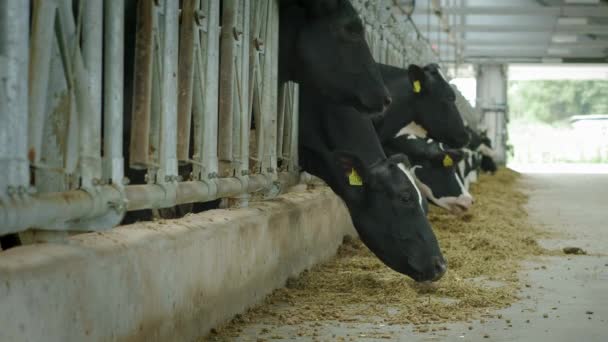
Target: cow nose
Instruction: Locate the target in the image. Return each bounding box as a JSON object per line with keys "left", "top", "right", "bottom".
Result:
{"left": 383, "top": 95, "right": 392, "bottom": 108}
{"left": 431, "top": 256, "right": 447, "bottom": 281}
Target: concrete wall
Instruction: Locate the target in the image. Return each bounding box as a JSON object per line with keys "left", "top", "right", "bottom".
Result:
{"left": 0, "top": 187, "right": 355, "bottom": 342}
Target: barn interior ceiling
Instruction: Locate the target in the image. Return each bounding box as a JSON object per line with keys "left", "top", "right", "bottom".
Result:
{"left": 391, "top": 0, "right": 608, "bottom": 63}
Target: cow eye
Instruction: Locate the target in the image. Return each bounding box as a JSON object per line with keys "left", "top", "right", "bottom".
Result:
{"left": 399, "top": 193, "right": 411, "bottom": 203}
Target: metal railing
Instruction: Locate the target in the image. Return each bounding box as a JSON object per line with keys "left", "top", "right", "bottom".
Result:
{"left": 0, "top": 0, "right": 442, "bottom": 237}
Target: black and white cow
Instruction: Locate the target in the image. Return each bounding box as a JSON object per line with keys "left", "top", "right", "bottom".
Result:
{"left": 372, "top": 63, "right": 469, "bottom": 149}
{"left": 456, "top": 127, "right": 498, "bottom": 188}
{"left": 299, "top": 80, "right": 447, "bottom": 283}
{"left": 368, "top": 63, "right": 473, "bottom": 214}
{"left": 384, "top": 123, "right": 474, "bottom": 215}
{"left": 479, "top": 133, "right": 498, "bottom": 174}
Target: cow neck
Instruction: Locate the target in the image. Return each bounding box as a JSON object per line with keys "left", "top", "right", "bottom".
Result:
{"left": 375, "top": 63, "right": 421, "bottom": 141}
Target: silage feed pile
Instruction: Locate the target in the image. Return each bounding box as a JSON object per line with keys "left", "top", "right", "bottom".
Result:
{"left": 206, "top": 168, "right": 548, "bottom": 339}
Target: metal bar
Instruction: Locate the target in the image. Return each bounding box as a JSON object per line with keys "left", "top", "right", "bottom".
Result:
{"left": 158, "top": 0, "right": 179, "bottom": 182}
{"left": 177, "top": 0, "right": 198, "bottom": 163}
{"left": 260, "top": 0, "right": 279, "bottom": 178}
{"left": 287, "top": 82, "right": 299, "bottom": 172}
{"left": 28, "top": 0, "right": 57, "bottom": 167}
{"left": 129, "top": 0, "right": 155, "bottom": 169}
{"left": 237, "top": 0, "right": 251, "bottom": 177}
{"left": 218, "top": 0, "right": 242, "bottom": 177}
{"left": 0, "top": 172, "right": 304, "bottom": 235}
{"left": 0, "top": 0, "right": 30, "bottom": 200}
{"left": 192, "top": 0, "right": 220, "bottom": 181}
{"left": 103, "top": 0, "right": 125, "bottom": 185}
{"left": 78, "top": 0, "right": 104, "bottom": 187}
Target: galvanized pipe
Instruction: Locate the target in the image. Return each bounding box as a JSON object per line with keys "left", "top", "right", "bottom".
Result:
{"left": 0, "top": 172, "right": 302, "bottom": 234}
{"left": 0, "top": 186, "right": 124, "bottom": 235}
{"left": 286, "top": 82, "right": 300, "bottom": 172}
{"left": 0, "top": 0, "right": 30, "bottom": 198}
{"left": 258, "top": 0, "right": 278, "bottom": 178}
{"left": 192, "top": 0, "right": 220, "bottom": 180}
{"left": 79, "top": 0, "right": 104, "bottom": 187}
{"left": 103, "top": 0, "right": 125, "bottom": 184}
{"left": 176, "top": 0, "right": 198, "bottom": 163}
{"left": 27, "top": 0, "right": 57, "bottom": 167}
{"left": 158, "top": 0, "right": 179, "bottom": 181}
{"left": 218, "top": 0, "right": 238, "bottom": 176}
{"left": 129, "top": 0, "right": 155, "bottom": 169}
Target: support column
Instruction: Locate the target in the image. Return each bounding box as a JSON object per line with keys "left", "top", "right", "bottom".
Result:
{"left": 475, "top": 64, "right": 508, "bottom": 165}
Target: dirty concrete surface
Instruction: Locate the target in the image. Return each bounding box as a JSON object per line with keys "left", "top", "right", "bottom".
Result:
{"left": 214, "top": 171, "right": 608, "bottom": 342}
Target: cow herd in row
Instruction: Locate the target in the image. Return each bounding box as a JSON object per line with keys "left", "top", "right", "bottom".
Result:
{"left": 1, "top": 0, "right": 498, "bottom": 284}
{"left": 282, "top": 0, "right": 497, "bottom": 282}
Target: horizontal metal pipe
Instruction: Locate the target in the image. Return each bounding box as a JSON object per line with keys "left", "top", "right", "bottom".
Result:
{"left": 0, "top": 173, "right": 307, "bottom": 234}
{"left": 0, "top": 186, "right": 124, "bottom": 235}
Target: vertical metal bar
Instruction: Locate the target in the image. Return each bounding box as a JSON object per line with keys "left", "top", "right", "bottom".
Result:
{"left": 177, "top": 0, "right": 198, "bottom": 163}
{"left": 79, "top": 0, "right": 103, "bottom": 187}
{"left": 193, "top": 0, "right": 220, "bottom": 180}
{"left": 289, "top": 82, "right": 299, "bottom": 172}
{"left": 0, "top": 0, "right": 30, "bottom": 198}
{"left": 237, "top": 0, "right": 251, "bottom": 178}
{"left": 277, "top": 83, "right": 288, "bottom": 166}
{"left": 260, "top": 0, "right": 278, "bottom": 178}
{"left": 28, "top": 0, "right": 57, "bottom": 167}
{"left": 129, "top": 0, "right": 154, "bottom": 169}
{"left": 218, "top": 0, "right": 238, "bottom": 176}
{"left": 158, "top": 0, "right": 179, "bottom": 182}
{"left": 103, "top": 0, "right": 125, "bottom": 185}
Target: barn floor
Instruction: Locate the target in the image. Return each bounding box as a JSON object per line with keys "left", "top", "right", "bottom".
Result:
{"left": 206, "top": 171, "right": 608, "bottom": 342}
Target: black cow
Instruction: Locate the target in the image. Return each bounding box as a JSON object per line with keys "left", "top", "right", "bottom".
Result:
{"left": 299, "top": 83, "right": 447, "bottom": 283}
{"left": 372, "top": 63, "right": 469, "bottom": 149}
{"left": 280, "top": 0, "right": 391, "bottom": 113}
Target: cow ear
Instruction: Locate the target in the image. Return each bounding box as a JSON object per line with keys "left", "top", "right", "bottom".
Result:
{"left": 408, "top": 64, "right": 427, "bottom": 95}
{"left": 333, "top": 151, "right": 368, "bottom": 188}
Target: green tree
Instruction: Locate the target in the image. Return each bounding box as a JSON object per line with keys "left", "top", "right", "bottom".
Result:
{"left": 508, "top": 80, "right": 608, "bottom": 123}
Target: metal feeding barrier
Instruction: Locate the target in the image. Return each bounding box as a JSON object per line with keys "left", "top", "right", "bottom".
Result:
{"left": 0, "top": 0, "right": 441, "bottom": 238}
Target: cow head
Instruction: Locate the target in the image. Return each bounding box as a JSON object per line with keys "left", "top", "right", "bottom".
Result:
{"left": 412, "top": 164, "right": 474, "bottom": 215}
{"left": 408, "top": 64, "right": 469, "bottom": 148}
{"left": 280, "top": 0, "right": 391, "bottom": 113}
{"left": 332, "top": 151, "right": 447, "bottom": 282}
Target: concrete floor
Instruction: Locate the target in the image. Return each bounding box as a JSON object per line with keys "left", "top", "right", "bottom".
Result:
{"left": 222, "top": 172, "right": 608, "bottom": 342}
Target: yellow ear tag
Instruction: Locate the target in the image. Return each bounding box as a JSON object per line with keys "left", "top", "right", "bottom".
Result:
{"left": 443, "top": 154, "right": 453, "bottom": 167}
{"left": 413, "top": 80, "right": 422, "bottom": 93}
{"left": 348, "top": 168, "right": 363, "bottom": 186}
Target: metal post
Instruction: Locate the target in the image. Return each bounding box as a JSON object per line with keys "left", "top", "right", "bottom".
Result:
{"left": 0, "top": 0, "right": 30, "bottom": 200}
{"left": 28, "top": 0, "right": 57, "bottom": 167}
{"left": 80, "top": 0, "right": 104, "bottom": 187}
{"left": 177, "top": 0, "right": 198, "bottom": 163}
{"left": 237, "top": 0, "right": 251, "bottom": 178}
{"left": 193, "top": 0, "right": 220, "bottom": 181}
{"left": 103, "top": 0, "right": 125, "bottom": 185}
{"left": 158, "top": 0, "right": 179, "bottom": 182}
{"left": 129, "top": 0, "right": 155, "bottom": 169}
{"left": 260, "top": 0, "right": 279, "bottom": 179}
{"left": 218, "top": 0, "right": 238, "bottom": 177}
